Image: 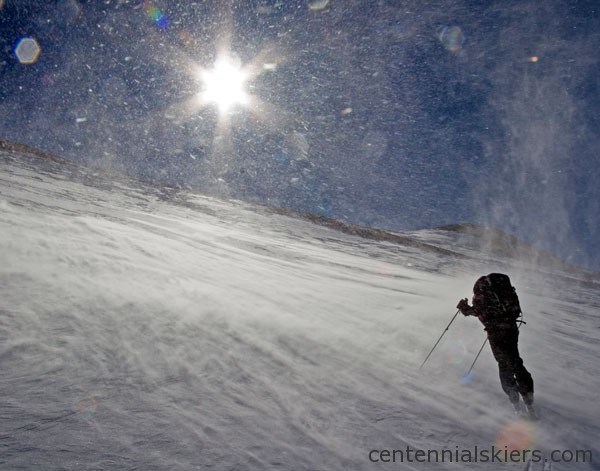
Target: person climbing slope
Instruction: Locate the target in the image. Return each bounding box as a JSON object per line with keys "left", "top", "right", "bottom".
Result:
{"left": 457, "top": 273, "right": 536, "bottom": 419}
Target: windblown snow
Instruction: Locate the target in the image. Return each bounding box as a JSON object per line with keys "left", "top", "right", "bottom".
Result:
{"left": 1, "top": 146, "right": 598, "bottom": 470}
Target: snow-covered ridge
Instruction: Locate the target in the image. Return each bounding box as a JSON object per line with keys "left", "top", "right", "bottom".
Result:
{"left": 2, "top": 139, "right": 593, "bottom": 280}
{"left": 1, "top": 143, "right": 598, "bottom": 470}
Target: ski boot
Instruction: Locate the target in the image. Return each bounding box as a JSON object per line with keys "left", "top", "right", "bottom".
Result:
{"left": 509, "top": 391, "right": 522, "bottom": 416}
{"left": 522, "top": 393, "right": 538, "bottom": 421}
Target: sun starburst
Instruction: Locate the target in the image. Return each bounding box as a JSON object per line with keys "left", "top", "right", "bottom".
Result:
{"left": 199, "top": 57, "right": 249, "bottom": 114}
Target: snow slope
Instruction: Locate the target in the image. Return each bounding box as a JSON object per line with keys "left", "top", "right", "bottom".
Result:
{"left": 1, "top": 146, "right": 598, "bottom": 470}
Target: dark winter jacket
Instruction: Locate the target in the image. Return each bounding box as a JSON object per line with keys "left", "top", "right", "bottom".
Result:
{"left": 462, "top": 276, "right": 518, "bottom": 331}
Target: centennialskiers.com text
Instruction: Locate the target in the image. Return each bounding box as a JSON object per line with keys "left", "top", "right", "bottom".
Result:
{"left": 368, "top": 446, "right": 592, "bottom": 464}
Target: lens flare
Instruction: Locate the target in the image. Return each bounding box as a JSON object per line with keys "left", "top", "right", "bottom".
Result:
{"left": 442, "top": 339, "right": 468, "bottom": 365}
{"left": 74, "top": 397, "right": 98, "bottom": 419}
{"left": 309, "top": 0, "right": 331, "bottom": 11}
{"left": 496, "top": 419, "right": 536, "bottom": 455}
{"left": 14, "top": 37, "right": 42, "bottom": 64}
{"left": 437, "top": 25, "right": 465, "bottom": 52}
{"left": 144, "top": 1, "right": 169, "bottom": 29}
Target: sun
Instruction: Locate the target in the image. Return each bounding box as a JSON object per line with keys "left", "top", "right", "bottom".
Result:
{"left": 168, "top": 45, "right": 288, "bottom": 165}
{"left": 199, "top": 56, "right": 249, "bottom": 114}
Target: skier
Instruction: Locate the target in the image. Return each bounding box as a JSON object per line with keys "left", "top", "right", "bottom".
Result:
{"left": 457, "top": 274, "right": 536, "bottom": 418}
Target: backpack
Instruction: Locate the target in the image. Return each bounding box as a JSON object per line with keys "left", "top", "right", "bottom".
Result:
{"left": 473, "top": 273, "right": 522, "bottom": 321}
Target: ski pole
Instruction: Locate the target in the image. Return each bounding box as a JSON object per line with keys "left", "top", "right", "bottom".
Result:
{"left": 465, "top": 337, "right": 488, "bottom": 376}
{"left": 420, "top": 309, "right": 460, "bottom": 369}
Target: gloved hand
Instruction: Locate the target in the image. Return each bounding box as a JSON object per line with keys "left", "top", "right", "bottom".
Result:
{"left": 456, "top": 298, "right": 470, "bottom": 314}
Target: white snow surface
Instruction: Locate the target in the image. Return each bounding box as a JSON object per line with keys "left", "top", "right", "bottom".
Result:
{"left": 1, "top": 148, "right": 599, "bottom": 470}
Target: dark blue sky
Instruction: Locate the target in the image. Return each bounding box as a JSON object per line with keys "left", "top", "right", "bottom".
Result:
{"left": 1, "top": 0, "right": 598, "bottom": 269}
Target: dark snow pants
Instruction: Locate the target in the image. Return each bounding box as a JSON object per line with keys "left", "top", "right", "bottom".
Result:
{"left": 487, "top": 324, "right": 534, "bottom": 404}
